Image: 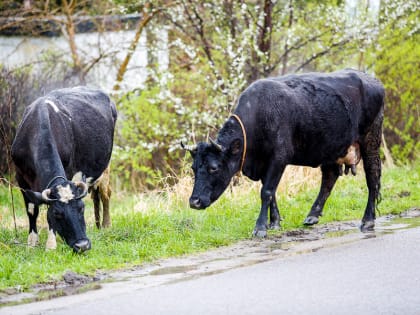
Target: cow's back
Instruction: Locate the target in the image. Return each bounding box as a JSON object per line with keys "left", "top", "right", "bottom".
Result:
{"left": 235, "top": 70, "right": 384, "bottom": 168}
{"left": 12, "top": 86, "right": 117, "bottom": 188}
{"left": 48, "top": 86, "right": 117, "bottom": 179}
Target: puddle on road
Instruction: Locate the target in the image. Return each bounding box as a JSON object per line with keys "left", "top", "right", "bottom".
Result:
{"left": 149, "top": 265, "right": 198, "bottom": 276}
{"left": 324, "top": 229, "right": 356, "bottom": 239}
{"left": 2, "top": 208, "right": 419, "bottom": 307}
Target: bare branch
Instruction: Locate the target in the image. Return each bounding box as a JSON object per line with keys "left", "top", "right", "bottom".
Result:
{"left": 294, "top": 39, "right": 351, "bottom": 72}
{"left": 113, "top": 1, "right": 178, "bottom": 91}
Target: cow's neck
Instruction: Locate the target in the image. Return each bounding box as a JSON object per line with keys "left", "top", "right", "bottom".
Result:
{"left": 217, "top": 116, "right": 245, "bottom": 173}
{"left": 33, "top": 108, "right": 68, "bottom": 190}
{"left": 36, "top": 157, "right": 67, "bottom": 190}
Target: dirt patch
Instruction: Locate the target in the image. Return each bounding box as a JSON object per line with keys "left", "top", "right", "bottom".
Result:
{"left": 1, "top": 208, "right": 419, "bottom": 307}
{"left": 62, "top": 271, "right": 91, "bottom": 285}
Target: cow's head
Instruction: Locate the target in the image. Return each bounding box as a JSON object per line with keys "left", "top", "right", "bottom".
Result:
{"left": 183, "top": 138, "right": 242, "bottom": 209}
{"left": 26, "top": 180, "right": 91, "bottom": 253}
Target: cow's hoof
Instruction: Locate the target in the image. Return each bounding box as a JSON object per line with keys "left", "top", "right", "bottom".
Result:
{"left": 28, "top": 231, "right": 39, "bottom": 247}
{"left": 360, "top": 220, "right": 375, "bottom": 232}
{"left": 252, "top": 228, "right": 267, "bottom": 238}
{"left": 102, "top": 221, "right": 111, "bottom": 228}
{"left": 46, "top": 229, "right": 57, "bottom": 250}
{"left": 269, "top": 221, "right": 280, "bottom": 230}
{"left": 303, "top": 216, "right": 319, "bottom": 225}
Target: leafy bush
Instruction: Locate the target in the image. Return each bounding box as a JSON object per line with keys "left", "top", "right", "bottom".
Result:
{"left": 372, "top": 1, "right": 419, "bottom": 163}
{"left": 113, "top": 86, "right": 185, "bottom": 190}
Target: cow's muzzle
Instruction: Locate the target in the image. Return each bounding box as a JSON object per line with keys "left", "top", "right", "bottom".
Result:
{"left": 73, "top": 239, "right": 91, "bottom": 253}
{"left": 189, "top": 197, "right": 206, "bottom": 209}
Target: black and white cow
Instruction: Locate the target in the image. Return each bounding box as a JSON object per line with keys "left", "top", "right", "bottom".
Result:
{"left": 11, "top": 86, "right": 117, "bottom": 252}
{"left": 184, "top": 69, "right": 384, "bottom": 237}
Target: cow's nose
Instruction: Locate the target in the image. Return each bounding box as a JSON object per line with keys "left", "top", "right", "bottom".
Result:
{"left": 189, "top": 197, "right": 202, "bottom": 209}
{"left": 73, "top": 239, "right": 91, "bottom": 253}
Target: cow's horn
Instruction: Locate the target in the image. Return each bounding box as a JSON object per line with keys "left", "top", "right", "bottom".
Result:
{"left": 209, "top": 138, "right": 223, "bottom": 152}
{"left": 181, "top": 141, "right": 197, "bottom": 154}
{"left": 41, "top": 188, "right": 55, "bottom": 202}
{"left": 74, "top": 181, "right": 88, "bottom": 199}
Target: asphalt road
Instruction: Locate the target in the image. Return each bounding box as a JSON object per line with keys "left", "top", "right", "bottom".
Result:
{"left": 2, "top": 223, "right": 420, "bottom": 315}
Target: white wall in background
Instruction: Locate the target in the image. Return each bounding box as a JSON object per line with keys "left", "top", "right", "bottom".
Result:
{"left": 0, "top": 28, "right": 168, "bottom": 92}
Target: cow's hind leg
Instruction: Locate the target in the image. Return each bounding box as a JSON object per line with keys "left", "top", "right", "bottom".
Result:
{"left": 359, "top": 117, "right": 382, "bottom": 232}
{"left": 303, "top": 164, "right": 340, "bottom": 225}
{"left": 254, "top": 164, "right": 285, "bottom": 237}
{"left": 100, "top": 182, "right": 111, "bottom": 228}
{"left": 91, "top": 188, "right": 102, "bottom": 229}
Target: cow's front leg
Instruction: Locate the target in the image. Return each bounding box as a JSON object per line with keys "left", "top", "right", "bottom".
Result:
{"left": 269, "top": 195, "right": 281, "bottom": 230}
{"left": 26, "top": 201, "right": 40, "bottom": 247}
{"left": 253, "top": 164, "right": 285, "bottom": 237}
{"left": 303, "top": 164, "right": 340, "bottom": 225}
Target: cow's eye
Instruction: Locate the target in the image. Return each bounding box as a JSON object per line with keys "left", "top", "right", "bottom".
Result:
{"left": 208, "top": 164, "right": 219, "bottom": 174}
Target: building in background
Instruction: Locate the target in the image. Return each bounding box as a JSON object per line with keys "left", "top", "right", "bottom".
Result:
{"left": 0, "top": 14, "right": 168, "bottom": 92}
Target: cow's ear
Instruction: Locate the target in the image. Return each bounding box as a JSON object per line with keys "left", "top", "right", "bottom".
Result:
{"left": 229, "top": 139, "right": 242, "bottom": 155}
{"left": 24, "top": 190, "right": 45, "bottom": 206}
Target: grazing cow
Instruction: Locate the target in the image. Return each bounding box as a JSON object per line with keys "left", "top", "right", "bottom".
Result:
{"left": 184, "top": 69, "right": 384, "bottom": 237}
{"left": 11, "top": 86, "right": 117, "bottom": 252}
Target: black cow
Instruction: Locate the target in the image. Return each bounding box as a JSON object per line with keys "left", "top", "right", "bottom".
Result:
{"left": 11, "top": 86, "right": 117, "bottom": 252}
{"left": 184, "top": 69, "right": 384, "bottom": 237}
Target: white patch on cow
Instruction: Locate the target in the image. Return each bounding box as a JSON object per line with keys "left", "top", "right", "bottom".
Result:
{"left": 86, "top": 177, "right": 94, "bottom": 187}
{"left": 46, "top": 229, "right": 57, "bottom": 250}
{"left": 28, "top": 203, "right": 35, "bottom": 215}
{"left": 45, "top": 99, "right": 59, "bottom": 113}
{"left": 246, "top": 101, "right": 252, "bottom": 109}
{"left": 28, "top": 231, "right": 39, "bottom": 247}
{"left": 72, "top": 171, "right": 83, "bottom": 182}
{"left": 57, "top": 184, "right": 74, "bottom": 203}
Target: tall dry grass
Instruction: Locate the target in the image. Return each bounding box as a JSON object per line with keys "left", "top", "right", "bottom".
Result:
{"left": 127, "top": 165, "right": 323, "bottom": 214}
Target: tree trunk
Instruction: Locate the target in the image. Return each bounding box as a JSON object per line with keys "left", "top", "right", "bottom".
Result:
{"left": 246, "top": 0, "right": 274, "bottom": 84}
{"left": 282, "top": 0, "right": 293, "bottom": 75}
{"left": 259, "top": 0, "right": 273, "bottom": 77}
{"left": 114, "top": 4, "right": 155, "bottom": 91}
{"left": 62, "top": 0, "right": 84, "bottom": 82}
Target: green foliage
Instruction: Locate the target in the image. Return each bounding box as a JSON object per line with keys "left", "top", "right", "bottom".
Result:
{"left": 113, "top": 86, "right": 184, "bottom": 190}
{"left": 368, "top": 0, "right": 419, "bottom": 163}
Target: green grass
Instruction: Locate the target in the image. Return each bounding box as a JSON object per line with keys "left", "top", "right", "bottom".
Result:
{"left": 0, "top": 162, "right": 419, "bottom": 291}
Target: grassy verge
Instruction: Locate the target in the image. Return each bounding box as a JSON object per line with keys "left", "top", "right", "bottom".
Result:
{"left": 0, "top": 162, "right": 418, "bottom": 291}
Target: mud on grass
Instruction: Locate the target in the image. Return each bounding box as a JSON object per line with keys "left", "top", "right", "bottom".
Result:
{"left": 0, "top": 162, "right": 418, "bottom": 300}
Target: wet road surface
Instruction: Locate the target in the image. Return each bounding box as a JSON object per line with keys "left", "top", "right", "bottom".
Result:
{"left": 1, "top": 212, "right": 420, "bottom": 315}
